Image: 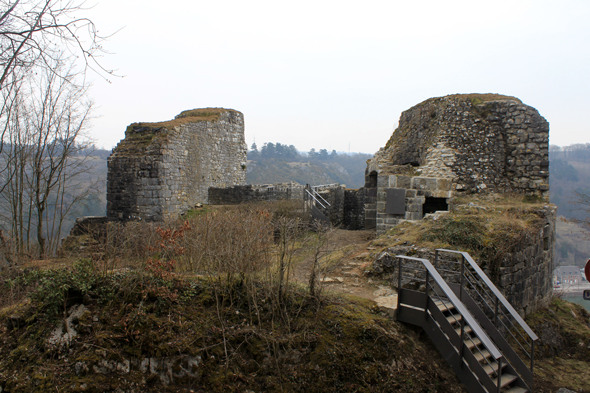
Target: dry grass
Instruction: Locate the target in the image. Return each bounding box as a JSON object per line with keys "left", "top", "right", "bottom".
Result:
{"left": 111, "top": 108, "right": 240, "bottom": 155}
{"left": 370, "top": 194, "right": 549, "bottom": 279}
{"left": 415, "top": 93, "right": 522, "bottom": 108}
{"left": 525, "top": 297, "right": 590, "bottom": 392}
{"left": 136, "top": 107, "right": 239, "bottom": 130}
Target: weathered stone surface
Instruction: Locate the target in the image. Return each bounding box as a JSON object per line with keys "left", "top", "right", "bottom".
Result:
{"left": 369, "top": 94, "right": 549, "bottom": 197}
{"left": 107, "top": 108, "right": 247, "bottom": 221}
{"left": 366, "top": 93, "right": 550, "bottom": 234}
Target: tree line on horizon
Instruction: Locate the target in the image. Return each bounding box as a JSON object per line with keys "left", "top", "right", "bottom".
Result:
{"left": 248, "top": 142, "right": 364, "bottom": 161}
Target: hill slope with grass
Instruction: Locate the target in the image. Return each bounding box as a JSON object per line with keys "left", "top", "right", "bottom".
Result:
{"left": 2, "top": 200, "right": 590, "bottom": 392}
{"left": 0, "top": 263, "right": 464, "bottom": 392}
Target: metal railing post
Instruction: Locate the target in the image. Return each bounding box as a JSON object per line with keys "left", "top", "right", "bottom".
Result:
{"left": 460, "top": 254, "right": 465, "bottom": 301}
{"left": 496, "top": 357, "right": 503, "bottom": 393}
{"left": 425, "top": 269, "right": 430, "bottom": 319}
{"left": 531, "top": 339, "right": 535, "bottom": 372}
{"left": 434, "top": 249, "right": 439, "bottom": 270}
{"left": 459, "top": 317, "right": 466, "bottom": 365}
{"left": 494, "top": 296, "right": 499, "bottom": 327}
{"left": 397, "top": 257, "right": 402, "bottom": 310}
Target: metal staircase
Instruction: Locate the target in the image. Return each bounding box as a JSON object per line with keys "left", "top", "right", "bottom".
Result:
{"left": 394, "top": 249, "right": 538, "bottom": 393}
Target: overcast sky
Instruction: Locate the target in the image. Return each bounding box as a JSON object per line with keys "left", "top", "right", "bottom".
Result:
{"left": 85, "top": 0, "right": 590, "bottom": 154}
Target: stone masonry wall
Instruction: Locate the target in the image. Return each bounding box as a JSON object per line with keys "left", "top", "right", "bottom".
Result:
{"left": 107, "top": 109, "right": 247, "bottom": 221}
{"left": 370, "top": 94, "right": 550, "bottom": 196}
{"left": 373, "top": 174, "right": 452, "bottom": 235}
{"left": 208, "top": 183, "right": 304, "bottom": 205}
{"left": 497, "top": 205, "right": 556, "bottom": 315}
{"left": 343, "top": 188, "right": 365, "bottom": 230}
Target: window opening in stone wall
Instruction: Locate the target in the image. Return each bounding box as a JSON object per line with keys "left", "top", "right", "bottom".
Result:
{"left": 368, "top": 171, "right": 378, "bottom": 188}
{"left": 423, "top": 197, "right": 448, "bottom": 216}
{"left": 401, "top": 161, "right": 420, "bottom": 167}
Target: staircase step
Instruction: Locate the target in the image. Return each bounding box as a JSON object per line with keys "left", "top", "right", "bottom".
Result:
{"left": 473, "top": 349, "right": 492, "bottom": 363}
{"left": 464, "top": 337, "right": 481, "bottom": 350}
{"left": 434, "top": 300, "right": 455, "bottom": 312}
{"left": 504, "top": 386, "right": 528, "bottom": 393}
{"left": 482, "top": 361, "right": 506, "bottom": 376}
{"left": 446, "top": 313, "right": 462, "bottom": 325}
{"left": 492, "top": 373, "right": 518, "bottom": 389}
{"left": 455, "top": 325, "right": 473, "bottom": 336}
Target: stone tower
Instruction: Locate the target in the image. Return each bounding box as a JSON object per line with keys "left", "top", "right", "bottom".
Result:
{"left": 107, "top": 108, "right": 247, "bottom": 221}
{"left": 365, "top": 94, "right": 550, "bottom": 233}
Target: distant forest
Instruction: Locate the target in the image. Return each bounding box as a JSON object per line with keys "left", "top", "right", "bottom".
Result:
{"left": 246, "top": 142, "right": 372, "bottom": 188}
{"left": 548, "top": 143, "right": 590, "bottom": 266}
{"left": 548, "top": 143, "right": 590, "bottom": 222}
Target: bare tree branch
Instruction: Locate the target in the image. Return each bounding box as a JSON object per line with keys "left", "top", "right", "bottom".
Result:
{"left": 0, "top": 0, "right": 117, "bottom": 90}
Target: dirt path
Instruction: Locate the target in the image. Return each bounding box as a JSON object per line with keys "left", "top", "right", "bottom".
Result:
{"left": 291, "top": 229, "right": 393, "bottom": 303}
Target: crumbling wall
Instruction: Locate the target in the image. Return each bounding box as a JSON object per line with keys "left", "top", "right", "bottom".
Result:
{"left": 343, "top": 188, "right": 365, "bottom": 230}
{"left": 208, "top": 183, "right": 304, "bottom": 205}
{"left": 367, "top": 94, "right": 551, "bottom": 234}
{"left": 371, "top": 94, "right": 550, "bottom": 195}
{"left": 107, "top": 108, "right": 247, "bottom": 221}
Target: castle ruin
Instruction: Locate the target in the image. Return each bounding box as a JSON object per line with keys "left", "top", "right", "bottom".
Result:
{"left": 107, "top": 108, "right": 247, "bottom": 221}
{"left": 365, "top": 94, "right": 550, "bottom": 234}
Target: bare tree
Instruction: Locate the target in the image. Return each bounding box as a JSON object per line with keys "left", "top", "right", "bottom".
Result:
{"left": 0, "top": 57, "right": 96, "bottom": 259}
{"left": 573, "top": 190, "right": 590, "bottom": 228}
{"left": 0, "top": 0, "right": 115, "bottom": 90}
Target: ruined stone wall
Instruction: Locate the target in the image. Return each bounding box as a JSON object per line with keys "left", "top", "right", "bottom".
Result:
{"left": 497, "top": 205, "right": 556, "bottom": 315}
{"left": 343, "top": 188, "right": 366, "bottom": 230}
{"left": 107, "top": 109, "right": 247, "bottom": 221}
{"left": 370, "top": 94, "right": 550, "bottom": 196}
{"left": 208, "top": 183, "right": 304, "bottom": 205}
{"left": 373, "top": 175, "right": 453, "bottom": 235}
{"left": 366, "top": 94, "right": 550, "bottom": 234}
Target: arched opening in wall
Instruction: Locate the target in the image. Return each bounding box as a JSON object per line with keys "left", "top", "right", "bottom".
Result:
{"left": 401, "top": 161, "right": 420, "bottom": 167}
{"left": 423, "top": 197, "right": 448, "bottom": 216}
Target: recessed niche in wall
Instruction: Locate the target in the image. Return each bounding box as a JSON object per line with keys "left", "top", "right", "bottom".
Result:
{"left": 423, "top": 197, "right": 448, "bottom": 216}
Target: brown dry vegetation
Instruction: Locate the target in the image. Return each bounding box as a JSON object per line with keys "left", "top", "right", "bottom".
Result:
{"left": 1, "top": 197, "right": 589, "bottom": 392}
{"left": 417, "top": 93, "right": 522, "bottom": 108}
{"left": 526, "top": 297, "right": 590, "bottom": 393}
{"left": 136, "top": 108, "right": 239, "bottom": 130}
{"left": 0, "top": 201, "right": 466, "bottom": 392}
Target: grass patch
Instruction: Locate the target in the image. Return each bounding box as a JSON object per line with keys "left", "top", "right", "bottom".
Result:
{"left": 377, "top": 194, "right": 549, "bottom": 279}
{"left": 0, "top": 263, "right": 465, "bottom": 392}
{"left": 111, "top": 108, "right": 240, "bottom": 156}
{"left": 525, "top": 297, "right": 590, "bottom": 392}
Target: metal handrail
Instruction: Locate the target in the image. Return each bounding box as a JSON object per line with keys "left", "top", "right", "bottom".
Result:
{"left": 309, "top": 187, "right": 331, "bottom": 207}
{"left": 304, "top": 189, "right": 327, "bottom": 209}
{"left": 397, "top": 255, "right": 504, "bottom": 362}
{"left": 436, "top": 249, "right": 538, "bottom": 371}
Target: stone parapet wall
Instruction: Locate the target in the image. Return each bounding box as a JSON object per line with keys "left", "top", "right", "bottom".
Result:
{"left": 208, "top": 183, "right": 304, "bottom": 205}
{"left": 107, "top": 109, "right": 247, "bottom": 221}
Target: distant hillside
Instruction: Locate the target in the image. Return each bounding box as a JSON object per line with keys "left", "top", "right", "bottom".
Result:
{"left": 246, "top": 143, "right": 371, "bottom": 188}
{"left": 549, "top": 143, "right": 590, "bottom": 266}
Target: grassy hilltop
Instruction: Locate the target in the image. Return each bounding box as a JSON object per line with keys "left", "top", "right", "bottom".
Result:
{"left": 1, "top": 196, "right": 590, "bottom": 392}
